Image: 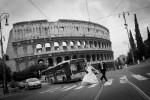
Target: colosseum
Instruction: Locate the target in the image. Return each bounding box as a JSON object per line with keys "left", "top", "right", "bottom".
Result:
{"left": 6, "top": 19, "right": 114, "bottom": 72}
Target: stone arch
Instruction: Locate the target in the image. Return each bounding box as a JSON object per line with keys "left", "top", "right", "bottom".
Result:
{"left": 62, "top": 41, "right": 67, "bottom": 50}
{"left": 92, "top": 54, "right": 96, "bottom": 61}
{"left": 64, "top": 56, "right": 70, "bottom": 61}
{"left": 38, "top": 59, "right": 44, "bottom": 64}
{"left": 56, "top": 57, "right": 62, "bottom": 64}
{"left": 54, "top": 42, "right": 60, "bottom": 50}
{"left": 45, "top": 43, "right": 51, "bottom": 51}
{"left": 70, "top": 41, "right": 75, "bottom": 49}
{"left": 72, "top": 55, "right": 77, "bottom": 59}
{"left": 89, "top": 41, "right": 93, "bottom": 48}
{"left": 86, "top": 55, "right": 91, "bottom": 62}
{"left": 36, "top": 44, "right": 42, "bottom": 53}
{"left": 97, "top": 54, "right": 100, "bottom": 61}
{"left": 77, "top": 41, "right": 81, "bottom": 48}
{"left": 48, "top": 57, "right": 53, "bottom": 66}
{"left": 94, "top": 41, "right": 97, "bottom": 48}
{"left": 79, "top": 55, "right": 85, "bottom": 58}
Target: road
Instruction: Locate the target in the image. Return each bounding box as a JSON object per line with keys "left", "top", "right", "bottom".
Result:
{"left": 1, "top": 60, "right": 150, "bottom": 100}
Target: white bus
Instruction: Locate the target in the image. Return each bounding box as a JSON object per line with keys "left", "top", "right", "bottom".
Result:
{"left": 42, "top": 58, "right": 86, "bottom": 84}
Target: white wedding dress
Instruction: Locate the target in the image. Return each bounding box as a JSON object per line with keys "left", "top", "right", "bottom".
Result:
{"left": 81, "top": 65, "right": 99, "bottom": 85}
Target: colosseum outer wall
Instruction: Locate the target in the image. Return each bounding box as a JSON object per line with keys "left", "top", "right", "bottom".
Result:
{"left": 6, "top": 19, "right": 114, "bottom": 72}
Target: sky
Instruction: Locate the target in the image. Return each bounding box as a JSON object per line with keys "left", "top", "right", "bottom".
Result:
{"left": 0, "top": 0, "right": 150, "bottom": 59}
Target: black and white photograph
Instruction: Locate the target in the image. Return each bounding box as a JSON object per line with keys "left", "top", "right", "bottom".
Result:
{"left": 0, "top": 0, "right": 150, "bottom": 100}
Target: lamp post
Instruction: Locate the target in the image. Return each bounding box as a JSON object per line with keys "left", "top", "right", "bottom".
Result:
{"left": 0, "top": 13, "right": 9, "bottom": 95}
{"left": 119, "top": 12, "right": 135, "bottom": 64}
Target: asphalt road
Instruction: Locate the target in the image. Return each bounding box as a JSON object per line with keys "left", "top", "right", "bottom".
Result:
{"left": 1, "top": 60, "right": 150, "bottom": 100}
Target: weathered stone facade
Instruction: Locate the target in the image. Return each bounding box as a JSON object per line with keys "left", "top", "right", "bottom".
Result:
{"left": 6, "top": 19, "right": 114, "bottom": 72}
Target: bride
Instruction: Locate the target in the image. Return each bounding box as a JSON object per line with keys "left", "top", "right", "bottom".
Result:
{"left": 81, "top": 63, "right": 99, "bottom": 86}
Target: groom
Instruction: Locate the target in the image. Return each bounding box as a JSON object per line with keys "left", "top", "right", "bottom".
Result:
{"left": 99, "top": 61, "right": 108, "bottom": 82}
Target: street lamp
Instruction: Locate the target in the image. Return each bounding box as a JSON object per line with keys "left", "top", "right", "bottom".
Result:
{"left": 0, "top": 13, "right": 9, "bottom": 95}
{"left": 119, "top": 12, "right": 135, "bottom": 64}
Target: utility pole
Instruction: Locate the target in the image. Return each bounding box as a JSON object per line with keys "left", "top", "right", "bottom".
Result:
{"left": 0, "top": 13, "right": 9, "bottom": 95}
{"left": 119, "top": 11, "right": 135, "bottom": 64}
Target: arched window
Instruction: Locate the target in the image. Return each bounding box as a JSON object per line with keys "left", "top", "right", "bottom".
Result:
{"left": 72, "top": 55, "right": 77, "bottom": 59}
{"left": 70, "top": 41, "right": 74, "bottom": 49}
{"left": 62, "top": 41, "right": 67, "bottom": 50}
{"left": 86, "top": 55, "right": 91, "bottom": 62}
{"left": 92, "top": 55, "right": 96, "bottom": 61}
{"left": 48, "top": 58, "right": 53, "bottom": 66}
{"left": 94, "top": 41, "right": 97, "bottom": 48}
{"left": 45, "top": 43, "right": 51, "bottom": 51}
{"left": 77, "top": 41, "right": 81, "bottom": 48}
{"left": 36, "top": 44, "right": 42, "bottom": 53}
{"left": 56, "top": 57, "right": 62, "bottom": 64}
{"left": 54, "top": 42, "right": 60, "bottom": 50}
{"left": 64, "top": 56, "right": 70, "bottom": 61}
{"left": 89, "top": 41, "right": 93, "bottom": 48}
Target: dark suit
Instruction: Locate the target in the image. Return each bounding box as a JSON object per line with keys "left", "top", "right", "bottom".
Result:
{"left": 99, "top": 63, "right": 108, "bottom": 81}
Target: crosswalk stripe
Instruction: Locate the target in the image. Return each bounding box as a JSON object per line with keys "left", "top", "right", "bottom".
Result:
{"left": 75, "top": 86, "right": 84, "bottom": 90}
{"left": 88, "top": 84, "right": 98, "bottom": 88}
{"left": 120, "top": 75, "right": 128, "bottom": 83}
{"left": 104, "top": 79, "right": 113, "bottom": 86}
{"left": 39, "top": 87, "right": 60, "bottom": 93}
{"left": 146, "top": 73, "right": 150, "bottom": 75}
{"left": 62, "top": 85, "right": 77, "bottom": 91}
{"left": 132, "top": 74, "right": 148, "bottom": 80}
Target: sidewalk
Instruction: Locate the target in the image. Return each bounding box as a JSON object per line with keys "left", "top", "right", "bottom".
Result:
{"left": 0, "top": 82, "right": 50, "bottom": 99}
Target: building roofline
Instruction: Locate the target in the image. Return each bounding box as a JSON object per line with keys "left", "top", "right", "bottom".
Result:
{"left": 13, "top": 19, "right": 109, "bottom": 32}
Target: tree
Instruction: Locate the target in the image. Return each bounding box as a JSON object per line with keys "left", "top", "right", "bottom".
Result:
{"left": 144, "top": 27, "right": 150, "bottom": 58}
{"left": 129, "top": 30, "right": 137, "bottom": 62}
{"left": 126, "top": 49, "right": 133, "bottom": 64}
{"left": 134, "top": 14, "right": 145, "bottom": 61}
{"left": 12, "top": 63, "right": 48, "bottom": 81}
{"left": 147, "top": 27, "right": 150, "bottom": 44}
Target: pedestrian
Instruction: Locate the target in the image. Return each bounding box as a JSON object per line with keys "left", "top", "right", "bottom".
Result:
{"left": 99, "top": 62, "right": 108, "bottom": 82}
{"left": 81, "top": 63, "right": 99, "bottom": 86}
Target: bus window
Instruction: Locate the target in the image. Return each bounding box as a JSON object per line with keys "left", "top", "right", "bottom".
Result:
{"left": 70, "top": 64, "right": 77, "bottom": 74}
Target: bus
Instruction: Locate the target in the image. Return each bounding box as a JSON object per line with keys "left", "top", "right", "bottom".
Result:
{"left": 42, "top": 58, "right": 86, "bottom": 84}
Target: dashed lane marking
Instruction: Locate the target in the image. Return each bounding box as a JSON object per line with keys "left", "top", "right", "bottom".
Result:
{"left": 104, "top": 79, "right": 113, "bottom": 86}
{"left": 132, "top": 74, "right": 148, "bottom": 81}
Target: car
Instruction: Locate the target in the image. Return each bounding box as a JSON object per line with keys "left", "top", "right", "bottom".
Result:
{"left": 17, "top": 81, "right": 25, "bottom": 89}
{"left": 25, "top": 78, "right": 42, "bottom": 90}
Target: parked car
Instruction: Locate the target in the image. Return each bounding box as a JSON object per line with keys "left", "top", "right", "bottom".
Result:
{"left": 25, "top": 78, "right": 42, "bottom": 89}
{"left": 17, "top": 81, "right": 25, "bottom": 89}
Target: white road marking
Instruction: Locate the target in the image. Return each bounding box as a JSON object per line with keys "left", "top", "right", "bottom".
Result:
{"left": 120, "top": 75, "right": 128, "bottom": 83}
{"left": 62, "top": 85, "right": 77, "bottom": 91}
{"left": 39, "top": 87, "right": 60, "bottom": 94}
{"left": 104, "top": 79, "right": 113, "bottom": 86}
{"left": 146, "top": 73, "right": 150, "bottom": 75}
{"left": 75, "top": 85, "right": 84, "bottom": 90}
{"left": 127, "top": 79, "right": 150, "bottom": 100}
{"left": 88, "top": 84, "right": 98, "bottom": 88}
{"left": 132, "top": 74, "right": 148, "bottom": 80}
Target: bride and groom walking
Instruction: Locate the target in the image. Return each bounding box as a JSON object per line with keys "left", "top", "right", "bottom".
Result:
{"left": 81, "top": 62, "right": 108, "bottom": 86}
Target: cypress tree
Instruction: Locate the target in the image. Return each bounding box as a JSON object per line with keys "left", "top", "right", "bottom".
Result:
{"left": 147, "top": 27, "right": 150, "bottom": 57}
{"left": 134, "top": 14, "right": 145, "bottom": 61}
{"left": 147, "top": 27, "right": 150, "bottom": 44}
{"left": 129, "top": 30, "right": 137, "bottom": 62}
